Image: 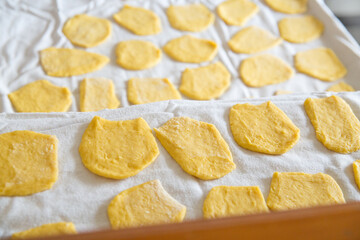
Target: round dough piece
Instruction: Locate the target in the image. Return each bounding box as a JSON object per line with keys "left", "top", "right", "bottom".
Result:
{"left": 354, "top": 160, "right": 360, "bottom": 190}
{"left": 295, "top": 48, "right": 347, "bottom": 81}
{"left": 8, "top": 80, "right": 72, "bottom": 113}
{"left": 217, "top": 0, "right": 259, "bottom": 26}
{"left": 278, "top": 16, "right": 324, "bottom": 43}
{"left": 228, "top": 26, "right": 282, "bottom": 54}
{"left": 113, "top": 5, "right": 161, "bottom": 35}
{"left": 0, "top": 131, "right": 58, "bottom": 196}
{"left": 179, "top": 62, "right": 231, "bottom": 100}
{"left": 163, "top": 35, "right": 217, "bottom": 63}
{"left": 108, "top": 180, "right": 186, "bottom": 229}
{"left": 128, "top": 78, "right": 181, "bottom": 105}
{"left": 265, "top": 0, "right": 308, "bottom": 14}
{"left": 230, "top": 101, "right": 300, "bottom": 154}
{"left": 203, "top": 186, "right": 269, "bottom": 219}
{"left": 63, "top": 14, "right": 111, "bottom": 48}
{"left": 79, "top": 116, "right": 159, "bottom": 179}
{"left": 116, "top": 40, "right": 161, "bottom": 70}
{"left": 327, "top": 82, "right": 355, "bottom": 92}
{"left": 240, "top": 54, "right": 294, "bottom": 87}
{"left": 154, "top": 117, "right": 235, "bottom": 180}
{"left": 12, "top": 222, "right": 76, "bottom": 239}
{"left": 167, "top": 4, "right": 214, "bottom": 32}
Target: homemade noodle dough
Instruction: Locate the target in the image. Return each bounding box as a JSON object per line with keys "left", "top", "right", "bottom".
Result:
{"left": 327, "top": 82, "right": 355, "bottom": 92}
{"left": 274, "top": 90, "right": 293, "bottom": 95}
{"left": 154, "top": 117, "right": 235, "bottom": 180}
{"left": 8, "top": 80, "right": 72, "bottom": 113}
{"left": 265, "top": 0, "right": 308, "bottom": 14}
{"left": 0, "top": 131, "right": 58, "bottom": 196}
{"left": 217, "top": 0, "right": 259, "bottom": 26}
{"left": 354, "top": 160, "right": 360, "bottom": 190}
{"left": 12, "top": 222, "right": 76, "bottom": 239}
{"left": 79, "top": 116, "right": 159, "bottom": 179}
{"left": 108, "top": 180, "right": 186, "bottom": 229}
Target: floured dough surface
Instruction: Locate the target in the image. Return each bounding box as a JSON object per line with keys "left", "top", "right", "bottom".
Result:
{"left": 354, "top": 160, "right": 360, "bottom": 190}
{"left": 108, "top": 180, "right": 186, "bottom": 229}
{"left": 155, "top": 117, "right": 235, "bottom": 180}
{"left": 40, "top": 47, "right": 109, "bottom": 77}
{"left": 8, "top": 80, "right": 72, "bottom": 113}
{"left": 265, "top": 0, "right": 308, "bottom": 14}
{"left": 274, "top": 90, "right": 293, "bottom": 95}
{"left": 295, "top": 48, "right": 347, "bottom": 81}
{"left": 304, "top": 96, "right": 360, "bottom": 153}
{"left": 0, "top": 131, "right": 58, "bottom": 196}
{"left": 79, "top": 116, "right": 159, "bottom": 179}
{"left": 327, "top": 82, "right": 355, "bottom": 92}
{"left": 163, "top": 35, "right": 217, "bottom": 63}
{"left": 203, "top": 186, "right": 269, "bottom": 219}
{"left": 113, "top": 5, "right": 161, "bottom": 35}
{"left": 63, "top": 14, "right": 111, "bottom": 48}
{"left": 80, "top": 78, "right": 120, "bottom": 112}
{"left": 228, "top": 26, "right": 282, "bottom": 54}
{"left": 267, "top": 172, "right": 345, "bottom": 211}
{"left": 128, "top": 78, "right": 181, "bottom": 105}
{"left": 240, "top": 54, "right": 294, "bottom": 87}
{"left": 180, "top": 62, "right": 231, "bottom": 100}
{"left": 217, "top": 0, "right": 259, "bottom": 26}
{"left": 167, "top": 4, "right": 214, "bottom": 32}
{"left": 230, "top": 101, "right": 300, "bottom": 154}
{"left": 116, "top": 40, "right": 161, "bottom": 70}
{"left": 12, "top": 222, "right": 76, "bottom": 239}
{"left": 278, "top": 16, "right": 324, "bottom": 43}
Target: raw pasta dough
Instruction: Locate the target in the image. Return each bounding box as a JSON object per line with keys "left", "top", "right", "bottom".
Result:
{"left": 274, "top": 90, "right": 293, "bottom": 95}
{"left": 327, "top": 82, "right": 355, "bottom": 92}
{"left": 12, "top": 222, "right": 76, "bottom": 239}
{"left": 265, "top": 0, "right": 308, "bottom": 14}
{"left": 217, "top": 0, "right": 258, "bottom": 26}
{"left": 354, "top": 160, "right": 360, "bottom": 190}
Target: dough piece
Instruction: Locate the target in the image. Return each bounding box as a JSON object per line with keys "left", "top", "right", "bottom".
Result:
{"left": 163, "top": 35, "right": 217, "bottom": 63}
{"left": 304, "top": 96, "right": 360, "bottom": 153}
{"left": 40, "top": 47, "right": 109, "bottom": 77}
{"left": 267, "top": 172, "right": 345, "bottom": 211}
{"left": 265, "top": 0, "right": 308, "bottom": 14}
{"left": 12, "top": 222, "right": 76, "bottom": 239}
{"left": 295, "top": 48, "right": 347, "bottom": 81}
{"left": 167, "top": 4, "right": 214, "bottom": 32}
{"left": 278, "top": 15, "right": 324, "bottom": 43}
{"left": 108, "top": 180, "right": 186, "bottom": 229}
{"left": 0, "top": 131, "right": 58, "bottom": 196}
{"left": 228, "top": 26, "right": 282, "bottom": 54}
{"left": 327, "top": 82, "right": 355, "bottom": 92}
{"left": 8, "top": 80, "right": 72, "bottom": 113}
{"left": 217, "top": 0, "right": 259, "bottom": 26}
{"left": 203, "top": 186, "right": 269, "bottom": 219}
{"left": 179, "top": 62, "right": 231, "bottom": 100}
{"left": 79, "top": 116, "right": 159, "bottom": 179}
{"left": 154, "top": 117, "right": 235, "bottom": 180}
{"left": 230, "top": 101, "right": 300, "bottom": 154}
{"left": 63, "top": 14, "right": 111, "bottom": 48}
{"left": 354, "top": 160, "right": 360, "bottom": 190}
{"left": 113, "top": 5, "right": 161, "bottom": 36}
{"left": 128, "top": 78, "right": 181, "bottom": 105}
{"left": 116, "top": 40, "right": 161, "bottom": 70}
{"left": 274, "top": 90, "right": 293, "bottom": 95}
{"left": 79, "top": 78, "right": 120, "bottom": 112}
{"left": 240, "top": 55, "right": 294, "bottom": 87}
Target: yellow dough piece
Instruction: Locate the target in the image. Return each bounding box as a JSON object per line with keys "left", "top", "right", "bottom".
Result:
{"left": 267, "top": 172, "right": 345, "bottom": 211}
{"left": 228, "top": 26, "right": 282, "bottom": 54}
{"left": 354, "top": 160, "right": 360, "bottom": 190}
{"left": 128, "top": 78, "right": 181, "bottom": 105}
{"left": 304, "top": 95, "right": 360, "bottom": 154}
{"left": 108, "top": 180, "right": 186, "bottom": 229}
{"left": 179, "top": 62, "right": 231, "bottom": 100}
{"left": 79, "top": 77, "right": 120, "bottom": 112}
{"left": 63, "top": 14, "right": 111, "bottom": 48}
{"left": 12, "top": 222, "right": 77, "bottom": 239}
{"left": 113, "top": 5, "right": 161, "bottom": 36}
{"left": 295, "top": 48, "right": 347, "bottom": 81}
{"left": 278, "top": 16, "right": 324, "bottom": 43}
{"left": 327, "top": 82, "right": 355, "bottom": 92}
{"left": 8, "top": 80, "right": 72, "bottom": 113}
{"left": 265, "top": 0, "right": 308, "bottom": 14}
{"left": 217, "top": 0, "right": 259, "bottom": 26}
{"left": 79, "top": 116, "right": 159, "bottom": 179}
{"left": 163, "top": 35, "right": 217, "bottom": 63}
{"left": 240, "top": 54, "right": 294, "bottom": 87}
{"left": 230, "top": 101, "right": 300, "bottom": 154}
{"left": 0, "top": 131, "right": 58, "bottom": 196}
{"left": 167, "top": 4, "right": 214, "bottom": 32}
{"left": 40, "top": 47, "right": 109, "bottom": 77}
{"left": 203, "top": 186, "right": 269, "bottom": 219}
{"left": 274, "top": 90, "right": 293, "bottom": 95}
{"left": 116, "top": 40, "right": 161, "bottom": 70}
{"left": 154, "top": 117, "right": 235, "bottom": 180}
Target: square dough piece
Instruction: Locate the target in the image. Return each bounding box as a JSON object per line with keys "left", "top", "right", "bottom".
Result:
{"left": 354, "top": 160, "right": 360, "bottom": 190}
{"left": 12, "top": 222, "right": 76, "bottom": 239}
